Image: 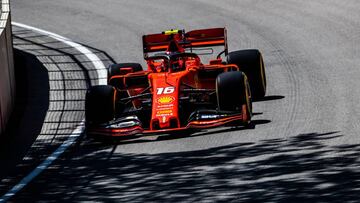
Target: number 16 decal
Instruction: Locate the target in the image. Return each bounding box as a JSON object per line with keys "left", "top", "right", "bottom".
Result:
{"left": 157, "top": 87, "right": 175, "bottom": 95}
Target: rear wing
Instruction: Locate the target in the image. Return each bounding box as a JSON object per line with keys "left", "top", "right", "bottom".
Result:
{"left": 142, "top": 28, "right": 228, "bottom": 58}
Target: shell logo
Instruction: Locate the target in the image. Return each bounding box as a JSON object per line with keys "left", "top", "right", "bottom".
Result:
{"left": 157, "top": 96, "right": 175, "bottom": 104}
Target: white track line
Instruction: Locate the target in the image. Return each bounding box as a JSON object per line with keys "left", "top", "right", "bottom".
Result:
{"left": 12, "top": 22, "right": 107, "bottom": 85}
{"left": 0, "top": 22, "right": 108, "bottom": 202}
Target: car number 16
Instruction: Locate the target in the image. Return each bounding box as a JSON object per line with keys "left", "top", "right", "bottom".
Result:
{"left": 157, "top": 87, "right": 175, "bottom": 95}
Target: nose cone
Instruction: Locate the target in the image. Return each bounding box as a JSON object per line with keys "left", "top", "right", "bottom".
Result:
{"left": 150, "top": 73, "right": 180, "bottom": 130}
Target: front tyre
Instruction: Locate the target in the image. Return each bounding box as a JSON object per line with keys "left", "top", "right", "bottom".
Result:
{"left": 216, "top": 71, "right": 252, "bottom": 123}
{"left": 85, "top": 85, "right": 116, "bottom": 125}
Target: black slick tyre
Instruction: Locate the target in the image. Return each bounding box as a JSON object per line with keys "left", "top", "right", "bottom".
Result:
{"left": 216, "top": 71, "right": 252, "bottom": 122}
{"left": 108, "top": 63, "right": 143, "bottom": 80}
{"left": 227, "top": 49, "right": 266, "bottom": 99}
{"left": 85, "top": 85, "right": 116, "bottom": 125}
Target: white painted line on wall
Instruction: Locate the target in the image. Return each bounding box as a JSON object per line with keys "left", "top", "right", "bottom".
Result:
{"left": 0, "top": 22, "right": 108, "bottom": 202}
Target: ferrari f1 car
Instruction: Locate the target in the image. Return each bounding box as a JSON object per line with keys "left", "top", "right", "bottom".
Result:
{"left": 85, "top": 28, "right": 266, "bottom": 137}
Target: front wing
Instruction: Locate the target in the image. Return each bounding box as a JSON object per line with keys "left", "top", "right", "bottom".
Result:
{"left": 87, "top": 110, "right": 247, "bottom": 137}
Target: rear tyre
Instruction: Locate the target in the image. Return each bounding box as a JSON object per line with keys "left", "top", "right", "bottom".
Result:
{"left": 108, "top": 63, "right": 143, "bottom": 79}
{"left": 85, "top": 85, "right": 116, "bottom": 125}
{"left": 227, "top": 49, "right": 266, "bottom": 99}
{"left": 216, "top": 71, "right": 252, "bottom": 123}
{"left": 107, "top": 63, "right": 143, "bottom": 103}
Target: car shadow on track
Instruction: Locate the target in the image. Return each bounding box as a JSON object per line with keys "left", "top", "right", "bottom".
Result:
{"left": 10, "top": 131, "right": 360, "bottom": 202}
{"left": 156, "top": 119, "right": 271, "bottom": 142}
{"left": 253, "top": 95, "right": 285, "bottom": 102}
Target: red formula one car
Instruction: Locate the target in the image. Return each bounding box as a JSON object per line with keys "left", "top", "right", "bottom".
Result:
{"left": 85, "top": 28, "right": 266, "bottom": 137}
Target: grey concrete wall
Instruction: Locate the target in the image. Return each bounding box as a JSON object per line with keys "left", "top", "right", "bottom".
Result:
{"left": 0, "top": 0, "right": 15, "bottom": 135}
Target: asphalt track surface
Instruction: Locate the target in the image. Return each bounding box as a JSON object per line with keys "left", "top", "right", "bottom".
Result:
{"left": 1, "top": 0, "right": 360, "bottom": 202}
